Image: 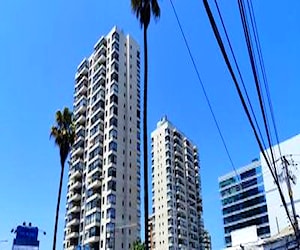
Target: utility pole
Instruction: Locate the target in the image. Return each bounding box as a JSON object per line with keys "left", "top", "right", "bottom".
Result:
{"left": 282, "top": 156, "right": 300, "bottom": 246}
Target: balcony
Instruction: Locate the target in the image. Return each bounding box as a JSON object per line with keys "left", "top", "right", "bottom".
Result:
{"left": 75, "top": 81, "right": 88, "bottom": 97}
{"left": 67, "top": 218, "right": 80, "bottom": 227}
{"left": 75, "top": 124, "right": 85, "bottom": 133}
{"left": 85, "top": 206, "right": 100, "bottom": 217}
{"left": 75, "top": 60, "right": 88, "bottom": 80}
{"left": 87, "top": 166, "right": 101, "bottom": 178}
{"left": 85, "top": 219, "right": 101, "bottom": 229}
{"left": 68, "top": 205, "right": 80, "bottom": 214}
{"left": 66, "top": 231, "right": 79, "bottom": 240}
{"left": 70, "top": 158, "right": 83, "bottom": 170}
{"left": 68, "top": 193, "right": 81, "bottom": 202}
{"left": 75, "top": 114, "right": 86, "bottom": 125}
{"left": 87, "top": 177, "right": 102, "bottom": 189}
{"left": 65, "top": 246, "right": 77, "bottom": 250}
{"left": 85, "top": 236, "right": 100, "bottom": 244}
{"left": 74, "top": 99, "right": 87, "bottom": 116}
{"left": 86, "top": 193, "right": 101, "bottom": 204}
{"left": 94, "top": 37, "right": 107, "bottom": 52}
{"left": 69, "top": 169, "right": 82, "bottom": 180}
{"left": 69, "top": 181, "right": 82, "bottom": 191}
{"left": 73, "top": 146, "right": 83, "bottom": 157}
{"left": 93, "top": 65, "right": 106, "bottom": 84}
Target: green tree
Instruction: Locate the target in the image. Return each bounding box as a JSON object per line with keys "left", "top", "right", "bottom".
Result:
{"left": 50, "top": 107, "right": 75, "bottom": 250}
{"left": 130, "top": 0, "right": 160, "bottom": 247}
{"left": 132, "top": 239, "right": 146, "bottom": 250}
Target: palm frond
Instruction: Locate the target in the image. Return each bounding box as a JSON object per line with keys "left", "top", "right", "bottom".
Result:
{"left": 151, "top": 0, "right": 161, "bottom": 19}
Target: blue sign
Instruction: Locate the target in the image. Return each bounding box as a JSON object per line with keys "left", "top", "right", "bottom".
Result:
{"left": 13, "top": 226, "right": 39, "bottom": 247}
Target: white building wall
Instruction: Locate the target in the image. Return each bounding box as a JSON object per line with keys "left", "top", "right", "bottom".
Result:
{"left": 260, "top": 134, "right": 300, "bottom": 236}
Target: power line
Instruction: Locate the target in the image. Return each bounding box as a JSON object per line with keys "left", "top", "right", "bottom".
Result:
{"left": 237, "top": 0, "right": 278, "bottom": 175}
{"left": 169, "top": 0, "right": 240, "bottom": 181}
{"left": 202, "top": 0, "right": 296, "bottom": 238}
{"left": 247, "top": 0, "right": 283, "bottom": 158}
{"left": 212, "top": 0, "right": 271, "bottom": 165}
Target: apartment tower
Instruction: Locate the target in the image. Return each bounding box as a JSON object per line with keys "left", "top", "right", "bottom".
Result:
{"left": 151, "top": 117, "right": 204, "bottom": 250}
{"left": 64, "top": 26, "right": 141, "bottom": 250}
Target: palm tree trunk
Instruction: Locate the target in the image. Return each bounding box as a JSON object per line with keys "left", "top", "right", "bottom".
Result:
{"left": 52, "top": 158, "right": 65, "bottom": 250}
{"left": 143, "top": 26, "right": 149, "bottom": 250}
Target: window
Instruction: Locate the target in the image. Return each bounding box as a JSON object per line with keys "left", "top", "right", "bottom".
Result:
{"left": 111, "top": 62, "right": 119, "bottom": 72}
{"left": 107, "top": 194, "right": 116, "bottom": 205}
{"left": 110, "top": 94, "right": 118, "bottom": 105}
{"left": 108, "top": 167, "right": 116, "bottom": 177}
{"left": 108, "top": 153, "right": 117, "bottom": 164}
{"left": 109, "top": 141, "right": 117, "bottom": 152}
{"left": 111, "top": 72, "right": 118, "bottom": 82}
{"left": 109, "top": 128, "right": 118, "bottom": 140}
{"left": 112, "top": 41, "right": 119, "bottom": 51}
{"left": 111, "top": 51, "right": 119, "bottom": 61}
{"left": 109, "top": 117, "right": 118, "bottom": 127}
{"left": 112, "top": 31, "right": 119, "bottom": 41}
{"left": 108, "top": 180, "right": 116, "bottom": 191}
{"left": 107, "top": 208, "right": 116, "bottom": 219}
{"left": 110, "top": 82, "right": 118, "bottom": 94}
{"left": 110, "top": 105, "right": 118, "bottom": 116}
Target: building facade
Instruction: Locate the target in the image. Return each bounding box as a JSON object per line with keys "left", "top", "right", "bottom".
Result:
{"left": 64, "top": 26, "right": 141, "bottom": 250}
{"left": 260, "top": 134, "right": 300, "bottom": 237}
{"left": 201, "top": 229, "right": 212, "bottom": 250}
{"left": 148, "top": 215, "right": 155, "bottom": 250}
{"left": 219, "top": 160, "right": 271, "bottom": 247}
{"left": 151, "top": 117, "right": 204, "bottom": 250}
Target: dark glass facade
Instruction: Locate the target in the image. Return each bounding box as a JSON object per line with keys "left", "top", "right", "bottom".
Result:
{"left": 219, "top": 161, "right": 270, "bottom": 247}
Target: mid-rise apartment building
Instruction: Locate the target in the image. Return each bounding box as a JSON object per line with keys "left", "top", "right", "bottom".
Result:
{"left": 151, "top": 117, "right": 204, "bottom": 250}
{"left": 219, "top": 160, "right": 271, "bottom": 247}
{"left": 64, "top": 26, "right": 141, "bottom": 250}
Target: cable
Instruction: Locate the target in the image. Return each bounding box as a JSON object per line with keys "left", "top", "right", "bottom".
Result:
{"left": 247, "top": 0, "right": 283, "bottom": 158}
{"left": 169, "top": 0, "right": 240, "bottom": 182}
{"left": 237, "top": 0, "right": 278, "bottom": 179}
{"left": 202, "top": 0, "right": 272, "bottom": 179}
{"left": 213, "top": 0, "right": 271, "bottom": 165}
{"left": 202, "top": 0, "right": 296, "bottom": 237}
{"left": 239, "top": 0, "right": 298, "bottom": 240}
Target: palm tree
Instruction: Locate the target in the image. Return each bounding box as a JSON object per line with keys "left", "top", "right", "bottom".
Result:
{"left": 50, "top": 107, "right": 75, "bottom": 250}
{"left": 131, "top": 0, "right": 160, "bottom": 247}
{"left": 132, "top": 239, "right": 146, "bottom": 250}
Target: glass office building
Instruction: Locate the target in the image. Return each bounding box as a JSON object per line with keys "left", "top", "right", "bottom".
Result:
{"left": 218, "top": 159, "right": 271, "bottom": 247}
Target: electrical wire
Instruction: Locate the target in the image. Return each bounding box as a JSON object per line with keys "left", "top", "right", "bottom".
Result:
{"left": 213, "top": 0, "right": 271, "bottom": 165}
{"left": 169, "top": 0, "right": 240, "bottom": 182}
{"left": 237, "top": 0, "right": 278, "bottom": 176}
{"left": 202, "top": 0, "right": 296, "bottom": 237}
{"left": 247, "top": 0, "right": 283, "bottom": 159}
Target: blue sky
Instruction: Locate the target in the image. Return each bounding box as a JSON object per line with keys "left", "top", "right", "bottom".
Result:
{"left": 0, "top": 1, "right": 299, "bottom": 249}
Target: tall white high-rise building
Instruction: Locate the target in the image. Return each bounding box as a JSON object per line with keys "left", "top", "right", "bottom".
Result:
{"left": 150, "top": 117, "right": 204, "bottom": 250}
{"left": 64, "top": 26, "right": 141, "bottom": 250}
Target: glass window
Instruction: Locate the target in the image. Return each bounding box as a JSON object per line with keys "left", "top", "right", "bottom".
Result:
{"left": 107, "top": 194, "right": 116, "bottom": 205}
{"left": 108, "top": 180, "right": 116, "bottom": 191}
{"left": 109, "top": 128, "right": 118, "bottom": 140}
{"left": 107, "top": 208, "right": 116, "bottom": 219}
{"left": 108, "top": 153, "right": 117, "bottom": 164}
{"left": 109, "top": 141, "right": 117, "bottom": 152}
{"left": 108, "top": 167, "right": 116, "bottom": 178}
